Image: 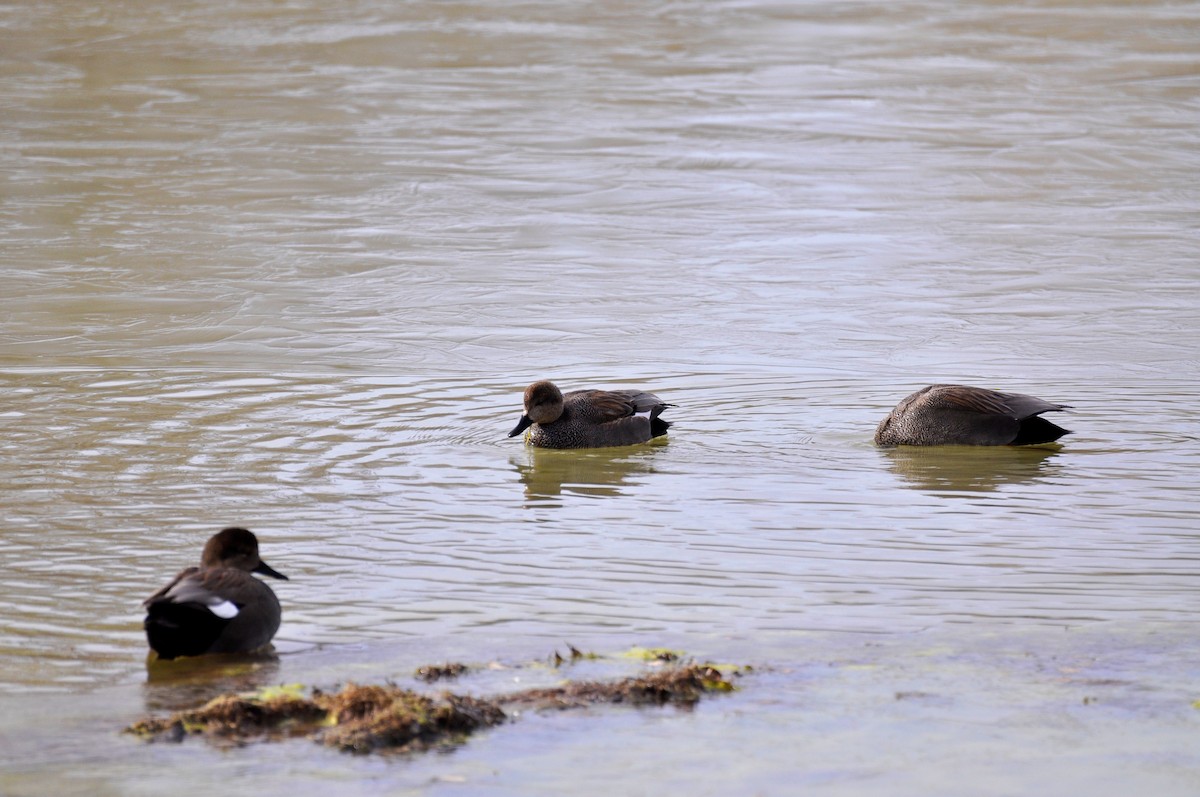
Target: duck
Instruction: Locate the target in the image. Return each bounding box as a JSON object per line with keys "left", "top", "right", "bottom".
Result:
{"left": 507, "top": 380, "right": 673, "bottom": 449}
{"left": 874, "top": 384, "right": 1071, "bottom": 446}
{"left": 143, "top": 527, "right": 288, "bottom": 660}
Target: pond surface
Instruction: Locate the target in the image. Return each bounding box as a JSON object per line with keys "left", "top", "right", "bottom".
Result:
{"left": 2, "top": 0, "right": 1199, "bottom": 794}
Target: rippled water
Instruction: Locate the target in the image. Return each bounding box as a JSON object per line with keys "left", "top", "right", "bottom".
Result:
{"left": 2, "top": 0, "right": 1199, "bottom": 793}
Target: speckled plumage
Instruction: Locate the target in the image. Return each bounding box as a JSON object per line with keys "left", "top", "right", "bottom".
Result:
{"left": 144, "top": 527, "right": 288, "bottom": 660}
{"left": 874, "top": 384, "right": 1070, "bottom": 446}
{"left": 508, "top": 380, "right": 674, "bottom": 449}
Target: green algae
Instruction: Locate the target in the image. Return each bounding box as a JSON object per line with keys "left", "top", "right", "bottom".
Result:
{"left": 619, "top": 646, "right": 685, "bottom": 663}
{"left": 126, "top": 663, "right": 739, "bottom": 754}
{"left": 319, "top": 686, "right": 505, "bottom": 754}
{"left": 503, "top": 665, "right": 734, "bottom": 710}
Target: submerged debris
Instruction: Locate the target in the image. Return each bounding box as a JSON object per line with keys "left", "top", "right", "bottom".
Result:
{"left": 126, "top": 692, "right": 325, "bottom": 742}
{"left": 128, "top": 683, "right": 506, "bottom": 753}
{"left": 506, "top": 665, "right": 733, "bottom": 710}
{"left": 126, "top": 664, "right": 739, "bottom": 754}
{"left": 414, "top": 662, "right": 471, "bottom": 682}
{"left": 551, "top": 644, "right": 598, "bottom": 667}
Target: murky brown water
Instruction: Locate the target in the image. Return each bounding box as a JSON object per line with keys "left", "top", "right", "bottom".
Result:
{"left": 2, "top": 0, "right": 1199, "bottom": 794}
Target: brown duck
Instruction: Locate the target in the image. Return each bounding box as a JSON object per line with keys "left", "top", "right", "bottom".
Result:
{"left": 874, "top": 384, "right": 1070, "bottom": 446}
{"left": 507, "top": 380, "right": 674, "bottom": 449}
{"left": 143, "top": 527, "right": 288, "bottom": 660}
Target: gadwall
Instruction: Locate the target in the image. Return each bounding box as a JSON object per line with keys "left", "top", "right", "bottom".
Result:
{"left": 143, "top": 527, "right": 288, "bottom": 660}
{"left": 507, "top": 380, "right": 674, "bottom": 449}
{"left": 874, "top": 384, "right": 1070, "bottom": 446}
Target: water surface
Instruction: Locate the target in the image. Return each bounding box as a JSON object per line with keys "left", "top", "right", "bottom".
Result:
{"left": 1, "top": 0, "right": 1198, "bottom": 793}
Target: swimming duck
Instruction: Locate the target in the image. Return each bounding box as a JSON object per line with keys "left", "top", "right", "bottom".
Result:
{"left": 874, "top": 384, "right": 1070, "bottom": 446}
{"left": 507, "top": 380, "right": 673, "bottom": 449}
{"left": 143, "top": 527, "right": 288, "bottom": 660}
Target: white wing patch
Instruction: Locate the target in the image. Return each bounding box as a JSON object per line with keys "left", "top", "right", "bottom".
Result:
{"left": 206, "top": 599, "right": 240, "bottom": 619}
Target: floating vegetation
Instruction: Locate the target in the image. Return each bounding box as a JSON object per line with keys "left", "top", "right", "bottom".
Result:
{"left": 320, "top": 686, "right": 506, "bottom": 754}
{"left": 128, "top": 683, "right": 506, "bottom": 754}
{"left": 505, "top": 665, "right": 733, "bottom": 710}
{"left": 551, "top": 644, "right": 600, "bottom": 667}
{"left": 127, "top": 662, "right": 740, "bottom": 754}
{"left": 126, "top": 691, "right": 326, "bottom": 744}
{"left": 620, "top": 646, "right": 684, "bottom": 663}
{"left": 414, "top": 662, "right": 470, "bottom": 682}
{"left": 552, "top": 644, "right": 684, "bottom": 667}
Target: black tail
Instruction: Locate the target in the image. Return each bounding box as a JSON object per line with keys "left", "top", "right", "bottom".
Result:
{"left": 1011, "top": 416, "right": 1070, "bottom": 446}
{"left": 144, "top": 600, "right": 228, "bottom": 660}
{"left": 648, "top": 403, "right": 672, "bottom": 438}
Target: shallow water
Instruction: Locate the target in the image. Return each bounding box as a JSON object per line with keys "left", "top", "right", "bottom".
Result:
{"left": 2, "top": 0, "right": 1199, "bottom": 793}
{"left": 3, "top": 625, "right": 1200, "bottom": 797}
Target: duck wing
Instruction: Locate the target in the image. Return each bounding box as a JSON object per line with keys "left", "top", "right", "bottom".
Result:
{"left": 932, "top": 385, "right": 1018, "bottom": 417}
{"left": 929, "top": 385, "right": 1068, "bottom": 444}
{"left": 612, "top": 389, "right": 673, "bottom": 415}
{"left": 144, "top": 568, "right": 279, "bottom": 659}
{"left": 143, "top": 566, "right": 199, "bottom": 606}
{"left": 993, "top": 390, "right": 1070, "bottom": 420}
{"left": 158, "top": 568, "right": 262, "bottom": 617}
{"left": 569, "top": 389, "right": 672, "bottom": 421}
{"left": 144, "top": 568, "right": 239, "bottom": 660}
{"left": 931, "top": 385, "right": 1063, "bottom": 418}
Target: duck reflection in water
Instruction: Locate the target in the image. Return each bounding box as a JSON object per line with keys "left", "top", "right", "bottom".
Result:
{"left": 512, "top": 446, "right": 664, "bottom": 501}
{"left": 879, "top": 444, "right": 1067, "bottom": 493}
{"left": 142, "top": 653, "right": 282, "bottom": 713}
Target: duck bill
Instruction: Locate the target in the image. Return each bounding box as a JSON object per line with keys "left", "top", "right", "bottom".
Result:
{"left": 507, "top": 414, "right": 534, "bottom": 438}
{"left": 254, "top": 560, "right": 289, "bottom": 581}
